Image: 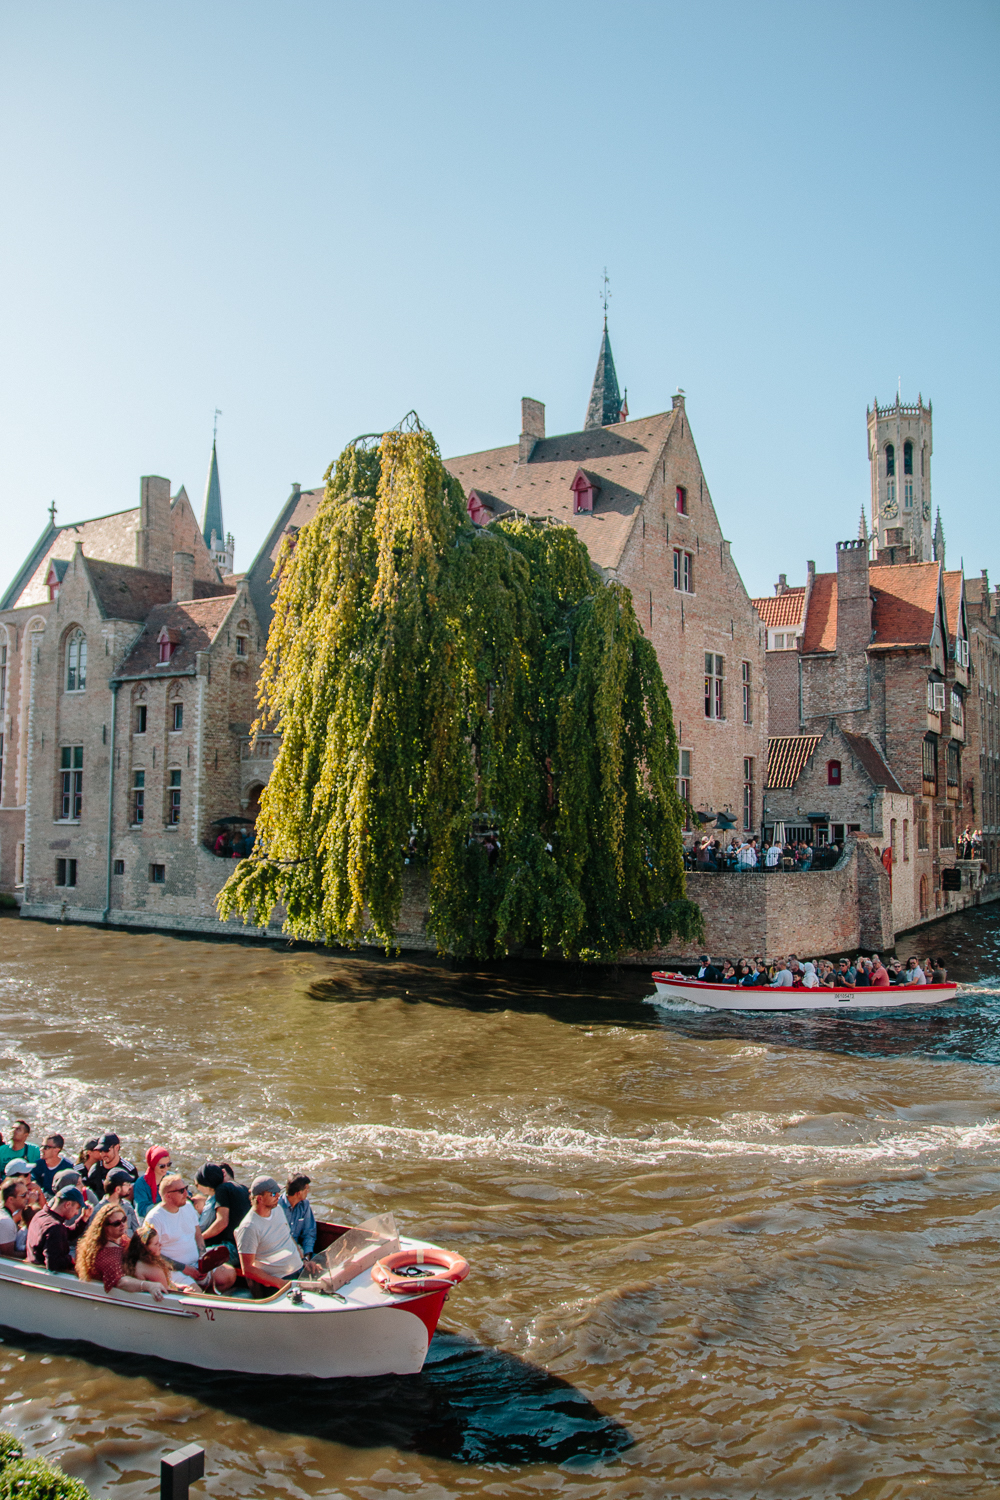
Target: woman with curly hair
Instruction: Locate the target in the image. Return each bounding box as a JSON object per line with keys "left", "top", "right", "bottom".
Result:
{"left": 76, "top": 1201, "right": 164, "bottom": 1299}
{"left": 123, "top": 1223, "right": 191, "bottom": 1292}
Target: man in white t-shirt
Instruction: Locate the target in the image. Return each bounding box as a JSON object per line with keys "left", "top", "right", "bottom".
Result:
{"left": 236, "top": 1176, "right": 322, "bottom": 1297}
{"left": 145, "top": 1174, "right": 237, "bottom": 1292}
{"left": 0, "top": 1177, "right": 28, "bottom": 1258}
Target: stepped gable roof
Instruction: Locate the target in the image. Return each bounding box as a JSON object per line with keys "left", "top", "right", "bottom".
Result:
{"left": 841, "top": 732, "right": 905, "bottom": 793}
{"left": 245, "top": 483, "right": 325, "bottom": 630}
{"left": 869, "top": 561, "right": 940, "bottom": 649}
{"left": 942, "top": 569, "right": 965, "bottom": 639}
{"left": 115, "top": 595, "right": 236, "bottom": 678}
{"left": 444, "top": 410, "right": 675, "bottom": 573}
{"left": 766, "top": 735, "right": 822, "bottom": 789}
{"left": 752, "top": 588, "right": 805, "bottom": 630}
{"left": 87, "top": 559, "right": 233, "bottom": 621}
{"left": 800, "top": 572, "right": 837, "bottom": 653}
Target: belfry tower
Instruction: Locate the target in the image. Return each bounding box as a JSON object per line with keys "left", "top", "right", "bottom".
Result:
{"left": 201, "top": 438, "right": 235, "bottom": 575}
{"left": 866, "top": 394, "right": 933, "bottom": 562}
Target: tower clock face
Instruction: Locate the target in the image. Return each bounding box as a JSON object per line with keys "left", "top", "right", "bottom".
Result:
{"left": 882, "top": 497, "right": 898, "bottom": 520}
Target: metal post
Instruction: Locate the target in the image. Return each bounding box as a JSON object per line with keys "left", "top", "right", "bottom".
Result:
{"left": 160, "top": 1445, "right": 205, "bottom": 1500}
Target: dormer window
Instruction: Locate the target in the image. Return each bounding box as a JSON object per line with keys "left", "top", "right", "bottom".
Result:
{"left": 571, "top": 469, "right": 599, "bottom": 515}
{"left": 46, "top": 564, "right": 64, "bottom": 602}
{"left": 157, "top": 627, "right": 181, "bottom": 664}
{"left": 466, "top": 491, "right": 494, "bottom": 527}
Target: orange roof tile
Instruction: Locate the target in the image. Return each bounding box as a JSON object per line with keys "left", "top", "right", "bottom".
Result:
{"left": 116, "top": 595, "right": 236, "bottom": 678}
{"left": 751, "top": 588, "right": 805, "bottom": 629}
{"left": 801, "top": 572, "right": 838, "bottom": 653}
{"left": 766, "top": 736, "right": 822, "bottom": 789}
{"left": 869, "top": 562, "right": 940, "bottom": 648}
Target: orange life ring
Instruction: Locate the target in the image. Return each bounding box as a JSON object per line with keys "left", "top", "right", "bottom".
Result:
{"left": 372, "top": 1248, "right": 470, "bottom": 1296}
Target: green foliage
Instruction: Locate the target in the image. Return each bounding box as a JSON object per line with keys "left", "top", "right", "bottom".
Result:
{"left": 0, "top": 1437, "right": 24, "bottom": 1473}
{"left": 219, "top": 423, "right": 703, "bottom": 960}
{"left": 0, "top": 1459, "right": 91, "bottom": 1500}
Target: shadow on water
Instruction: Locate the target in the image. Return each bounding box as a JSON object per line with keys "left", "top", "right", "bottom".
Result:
{"left": 0, "top": 1325, "right": 631, "bottom": 1467}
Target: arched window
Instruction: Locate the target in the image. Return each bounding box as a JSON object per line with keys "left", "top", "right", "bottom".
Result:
{"left": 827, "top": 759, "right": 841, "bottom": 786}
{"left": 903, "top": 440, "right": 913, "bottom": 475}
{"left": 66, "top": 630, "right": 86, "bottom": 691}
{"left": 885, "top": 443, "right": 895, "bottom": 477}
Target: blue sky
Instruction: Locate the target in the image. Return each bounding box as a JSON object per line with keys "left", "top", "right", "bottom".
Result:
{"left": 1, "top": 1, "right": 997, "bottom": 599}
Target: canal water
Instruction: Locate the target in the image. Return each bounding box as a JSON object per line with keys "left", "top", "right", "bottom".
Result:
{"left": 0, "top": 908, "right": 999, "bottom": 1499}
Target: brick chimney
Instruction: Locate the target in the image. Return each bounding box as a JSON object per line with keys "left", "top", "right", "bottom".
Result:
{"left": 835, "top": 539, "right": 872, "bottom": 655}
{"left": 519, "top": 398, "right": 545, "bottom": 463}
{"left": 171, "top": 551, "right": 194, "bottom": 603}
{"left": 135, "top": 475, "right": 173, "bottom": 575}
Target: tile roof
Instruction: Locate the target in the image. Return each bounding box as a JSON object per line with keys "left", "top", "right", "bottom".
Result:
{"left": 800, "top": 572, "right": 838, "bottom": 652}
{"left": 841, "top": 732, "right": 905, "bottom": 793}
{"left": 766, "top": 736, "right": 823, "bottom": 788}
{"left": 869, "top": 562, "right": 940, "bottom": 649}
{"left": 86, "top": 559, "right": 233, "bottom": 621}
{"left": 751, "top": 588, "right": 806, "bottom": 629}
{"left": 942, "top": 569, "right": 964, "bottom": 639}
{"left": 246, "top": 485, "right": 325, "bottom": 630}
{"left": 9, "top": 508, "right": 143, "bottom": 608}
{"left": 444, "top": 410, "right": 677, "bottom": 573}
{"left": 115, "top": 595, "right": 237, "bottom": 678}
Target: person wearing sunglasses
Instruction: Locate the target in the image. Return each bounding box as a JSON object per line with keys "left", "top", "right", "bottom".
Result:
{"left": 144, "top": 1174, "right": 237, "bottom": 1292}
{"left": 76, "top": 1201, "right": 164, "bottom": 1299}
{"left": 133, "top": 1147, "right": 172, "bottom": 1219}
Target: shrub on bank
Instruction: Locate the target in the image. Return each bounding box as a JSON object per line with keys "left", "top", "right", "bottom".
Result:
{"left": 0, "top": 1438, "right": 91, "bottom": 1500}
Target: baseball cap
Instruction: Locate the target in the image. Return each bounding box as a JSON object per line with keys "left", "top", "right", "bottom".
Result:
{"left": 52, "top": 1169, "right": 82, "bottom": 1190}
{"left": 250, "top": 1175, "right": 281, "bottom": 1198}
{"left": 53, "top": 1186, "right": 84, "bottom": 1208}
{"left": 95, "top": 1133, "right": 120, "bottom": 1152}
{"left": 4, "top": 1160, "right": 32, "bottom": 1176}
{"left": 104, "top": 1168, "right": 133, "bottom": 1191}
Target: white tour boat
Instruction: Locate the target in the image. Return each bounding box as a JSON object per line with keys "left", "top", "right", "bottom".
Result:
{"left": 0, "top": 1216, "right": 469, "bottom": 1380}
{"left": 651, "top": 972, "right": 958, "bottom": 1012}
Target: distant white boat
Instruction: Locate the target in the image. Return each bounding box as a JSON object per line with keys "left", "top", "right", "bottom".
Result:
{"left": 0, "top": 1218, "right": 469, "bottom": 1380}
{"left": 651, "top": 972, "right": 957, "bottom": 1012}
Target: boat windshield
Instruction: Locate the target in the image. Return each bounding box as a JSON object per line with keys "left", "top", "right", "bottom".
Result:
{"left": 300, "top": 1213, "right": 400, "bottom": 1293}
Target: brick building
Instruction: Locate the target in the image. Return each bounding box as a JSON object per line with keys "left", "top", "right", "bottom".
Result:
{"left": 444, "top": 326, "right": 767, "bottom": 838}
{"left": 963, "top": 569, "right": 1000, "bottom": 877}
{"left": 0, "top": 454, "right": 277, "bottom": 932}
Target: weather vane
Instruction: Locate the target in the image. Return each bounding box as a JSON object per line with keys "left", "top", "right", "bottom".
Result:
{"left": 600, "top": 268, "right": 611, "bottom": 325}
{"left": 213, "top": 408, "right": 222, "bottom": 442}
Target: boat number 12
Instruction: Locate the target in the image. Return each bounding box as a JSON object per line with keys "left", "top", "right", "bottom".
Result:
{"left": 203, "top": 1308, "right": 215, "bottom": 1321}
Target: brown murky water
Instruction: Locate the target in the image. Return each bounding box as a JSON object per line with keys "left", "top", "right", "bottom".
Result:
{"left": 1, "top": 910, "right": 1000, "bottom": 1498}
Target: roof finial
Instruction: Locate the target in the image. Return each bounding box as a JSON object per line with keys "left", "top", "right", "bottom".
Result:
{"left": 213, "top": 407, "right": 222, "bottom": 443}
{"left": 600, "top": 267, "right": 611, "bottom": 329}
{"left": 48, "top": 500, "right": 57, "bottom": 528}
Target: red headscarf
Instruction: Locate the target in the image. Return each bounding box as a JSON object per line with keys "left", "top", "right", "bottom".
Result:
{"left": 142, "top": 1146, "right": 171, "bottom": 1203}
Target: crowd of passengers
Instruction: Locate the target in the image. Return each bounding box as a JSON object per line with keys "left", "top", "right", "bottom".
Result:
{"left": 0, "top": 1122, "right": 325, "bottom": 1301}
{"left": 684, "top": 836, "right": 844, "bottom": 872}
{"left": 694, "top": 952, "right": 948, "bottom": 987}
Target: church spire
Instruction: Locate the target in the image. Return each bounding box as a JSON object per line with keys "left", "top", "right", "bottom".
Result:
{"left": 933, "top": 507, "right": 946, "bottom": 567}
{"left": 584, "top": 322, "right": 624, "bottom": 430}
{"left": 202, "top": 439, "right": 223, "bottom": 550}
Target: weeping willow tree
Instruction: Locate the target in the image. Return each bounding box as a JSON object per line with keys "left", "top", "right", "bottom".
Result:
{"left": 217, "top": 420, "right": 703, "bottom": 959}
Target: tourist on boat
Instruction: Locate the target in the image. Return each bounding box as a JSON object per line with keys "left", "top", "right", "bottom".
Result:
{"left": 76, "top": 1201, "right": 165, "bottom": 1299}
{"left": 799, "top": 962, "right": 819, "bottom": 988}
{"left": 144, "top": 1174, "right": 237, "bottom": 1292}
{"left": 52, "top": 1167, "right": 99, "bottom": 1208}
{"left": 869, "top": 957, "right": 890, "bottom": 988}
{"left": 903, "top": 958, "right": 927, "bottom": 985}
{"left": 133, "top": 1147, "right": 172, "bottom": 1219}
{"left": 122, "top": 1225, "right": 190, "bottom": 1294}
{"left": 76, "top": 1139, "right": 103, "bottom": 1176}
{"left": 770, "top": 959, "right": 794, "bottom": 987}
{"left": 0, "top": 1121, "right": 40, "bottom": 1175}
{"left": 31, "top": 1135, "right": 74, "bottom": 1198}
{"left": 196, "top": 1163, "right": 251, "bottom": 1266}
{"left": 104, "top": 1169, "right": 140, "bottom": 1235}
{"left": 236, "top": 1176, "right": 323, "bottom": 1296}
{"left": 25, "top": 1186, "right": 87, "bottom": 1273}
{"left": 86, "top": 1133, "right": 137, "bottom": 1198}
{"left": 280, "top": 1175, "right": 318, "bottom": 1257}
{"left": 0, "top": 1178, "right": 29, "bottom": 1259}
